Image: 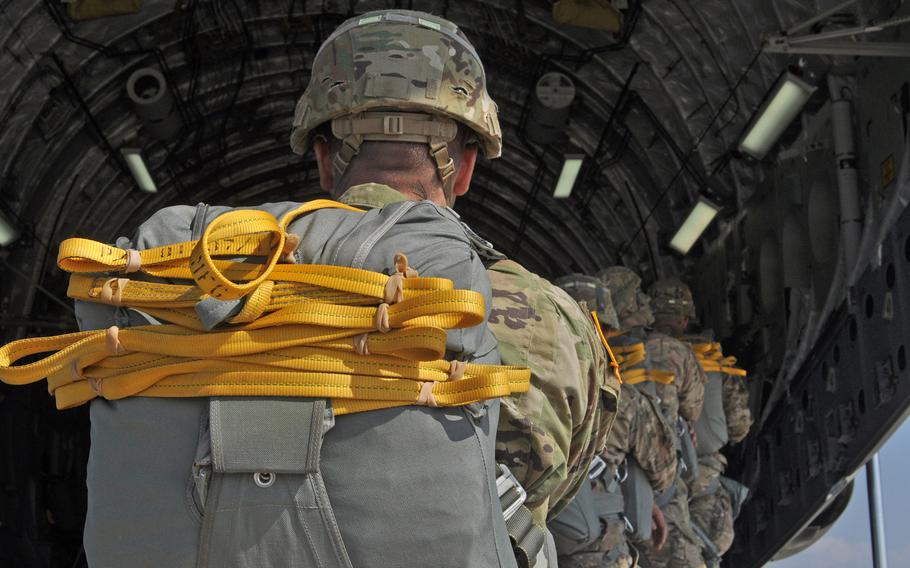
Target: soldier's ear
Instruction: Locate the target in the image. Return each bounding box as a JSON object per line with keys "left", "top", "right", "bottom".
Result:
{"left": 453, "top": 145, "right": 478, "bottom": 198}
{"left": 313, "top": 137, "right": 335, "bottom": 193}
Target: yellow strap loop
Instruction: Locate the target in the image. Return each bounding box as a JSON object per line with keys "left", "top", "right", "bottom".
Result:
{"left": 188, "top": 209, "right": 287, "bottom": 300}
{"left": 605, "top": 336, "right": 674, "bottom": 385}
{"left": 67, "top": 266, "right": 451, "bottom": 308}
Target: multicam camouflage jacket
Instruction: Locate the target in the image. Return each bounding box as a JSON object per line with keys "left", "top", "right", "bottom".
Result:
{"left": 601, "top": 384, "right": 677, "bottom": 494}
{"left": 488, "top": 260, "right": 621, "bottom": 524}
{"left": 645, "top": 331, "right": 707, "bottom": 425}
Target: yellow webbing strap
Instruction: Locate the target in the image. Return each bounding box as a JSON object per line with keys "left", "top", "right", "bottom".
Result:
{"left": 612, "top": 342, "right": 647, "bottom": 369}
{"left": 3, "top": 201, "right": 532, "bottom": 412}
{"left": 689, "top": 341, "right": 748, "bottom": 377}
{"left": 58, "top": 200, "right": 362, "bottom": 280}
{"left": 67, "top": 275, "right": 486, "bottom": 332}
{"left": 621, "top": 368, "right": 675, "bottom": 385}
{"left": 606, "top": 338, "right": 675, "bottom": 385}
{"left": 0, "top": 324, "right": 528, "bottom": 410}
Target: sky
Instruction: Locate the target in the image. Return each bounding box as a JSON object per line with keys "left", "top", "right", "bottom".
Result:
{"left": 769, "top": 416, "right": 910, "bottom": 568}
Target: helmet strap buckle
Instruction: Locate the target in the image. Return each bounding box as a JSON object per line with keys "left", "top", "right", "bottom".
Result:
{"left": 429, "top": 140, "right": 456, "bottom": 192}
{"left": 383, "top": 115, "right": 405, "bottom": 136}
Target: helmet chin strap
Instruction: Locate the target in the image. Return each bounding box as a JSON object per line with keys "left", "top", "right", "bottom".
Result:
{"left": 331, "top": 111, "right": 459, "bottom": 196}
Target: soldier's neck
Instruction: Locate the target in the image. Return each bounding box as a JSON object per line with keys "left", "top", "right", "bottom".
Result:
{"left": 338, "top": 172, "right": 449, "bottom": 207}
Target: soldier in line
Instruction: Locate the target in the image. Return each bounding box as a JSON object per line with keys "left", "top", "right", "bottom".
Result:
{"left": 649, "top": 280, "right": 754, "bottom": 565}
{"left": 488, "top": 263, "right": 621, "bottom": 531}
{"left": 601, "top": 268, "right": 708, "bottom": 568}
{"left": 549, "top": 274, "right": 678, "bottom": 568}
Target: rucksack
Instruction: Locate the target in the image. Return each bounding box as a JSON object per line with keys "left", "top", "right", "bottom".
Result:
{"left": 1, "top": 199, "right": 532, "bottom": 568}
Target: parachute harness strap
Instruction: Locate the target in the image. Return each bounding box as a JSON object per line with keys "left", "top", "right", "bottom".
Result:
{"left": 3, "top": 201, "right": 531, "bottom": 412}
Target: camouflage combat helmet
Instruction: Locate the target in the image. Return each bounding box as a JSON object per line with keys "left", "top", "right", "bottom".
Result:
{"left": 554, "top": 273, "right": 620, "bottom": 330}
{"left": 649, "top": 278, "right": 696, "bottom": 319}
{"left": 598, "top": 266, "right": 654, "bottom": 330}
{"left": 290, "top": 10, "right": 502, "bottom": 194}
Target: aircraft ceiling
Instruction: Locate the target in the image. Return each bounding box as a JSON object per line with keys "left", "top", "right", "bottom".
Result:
{"left": 4, "top": 2, "right": 910, "bottom": 566}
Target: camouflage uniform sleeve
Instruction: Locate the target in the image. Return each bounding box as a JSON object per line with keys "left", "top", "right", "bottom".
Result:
{"left": 542, "top": 282, "right": 614, "bottom": 518}
{"left": 676, "top": 342, "right": 708, "bottom": 424}
{"left": 600, "top": 385, "right": 636, "bottom": 467}
{"left": 628, "top": 388, "right": 678, "bottom": 493}
{"left": 488, "top": 261, "right": 575, "bottom": 522}
{"left": 722, "top": 375, "right": 753, "bottom": 443}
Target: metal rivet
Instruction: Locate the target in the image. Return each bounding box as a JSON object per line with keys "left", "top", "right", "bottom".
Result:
{"left": 253, "top": 472, "right": 276, "bottom": 488}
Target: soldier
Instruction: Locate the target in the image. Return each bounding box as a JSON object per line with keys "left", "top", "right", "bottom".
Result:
{"left": 303, "top": 9, "right": 620, "bottom": 565}
{"left": 602, "top": 268, "right": 707, "bottom": 568}
{"left": 489, "top": 268, "right": 621, "bottom": 532}
{"left": 550, "top": 274, "right": 678, "bottom": 568}
{"left": 27, "top": 9, "right": 599, "bottom": 568}
{"left": 650, "top": 280, "right": 754, "bottom": 565}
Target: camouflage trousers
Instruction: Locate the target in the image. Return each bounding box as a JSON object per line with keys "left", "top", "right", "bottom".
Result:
{"left": 689, "top": 486, "right": 734, "bottom": 557}
{"left": 635, "top": 479, "right": 704, "bottom": 568}
{"left": 558, "top": 520, "right": 634, "bottom": 568}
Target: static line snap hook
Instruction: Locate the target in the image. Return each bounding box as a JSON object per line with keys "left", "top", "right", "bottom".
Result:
{"left": 253, "top": 472, "right": 276, "bottom": 488}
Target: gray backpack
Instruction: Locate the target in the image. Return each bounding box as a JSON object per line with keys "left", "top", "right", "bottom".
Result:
{"left": 548, "top": 454, "right": 655, "bottom": 556}
{"left": 678, "top": 417, "right": 700, "bottom": 485}
{"left": 548, "top": 478, "right": 605, "bottom": 555}
{"left": 620, "top": 459, "right": 654, "bottom": 542}
{"left": 548, "top": 459, "right": 626, "bottom": 555}
{"left": 694, "top": 374, "right": 729, "bottom": 457}
{"left": 76, "top": 200, "right": 520, "bottom": 568}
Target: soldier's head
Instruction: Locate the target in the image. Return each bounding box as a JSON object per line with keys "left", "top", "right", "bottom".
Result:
{"left": 290, "top": 10, "right": 502, "bottom": 207}
{"left": 554, "top": 273, "right": 620, "bottom": 331}
{"left": 598, "top": 266, "right": 654, "bottom": 331}
{"left": 648, "top": 278, "right": 696, "bottom": 335}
